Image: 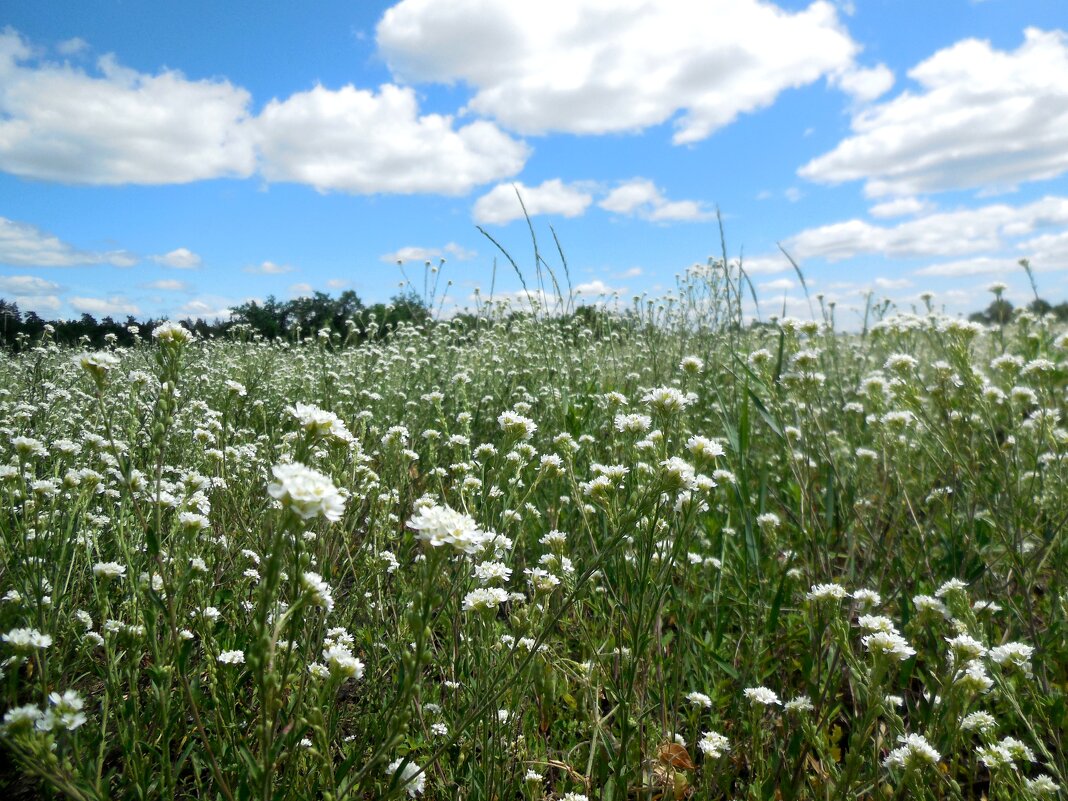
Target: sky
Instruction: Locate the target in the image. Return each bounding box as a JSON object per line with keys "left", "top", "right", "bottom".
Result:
{"left": 1, "top": 0, "right": 1067, "bottom": 325}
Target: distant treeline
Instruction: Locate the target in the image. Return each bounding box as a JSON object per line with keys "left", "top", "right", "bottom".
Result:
{"left": 968, "top": 297, "right": 1068, "bottom": 325}
{"left": 0, "top": 289, "right": 1066, "bottom": 349}
{"left": 0, "top": 291, "right": 434, "bottom": 349}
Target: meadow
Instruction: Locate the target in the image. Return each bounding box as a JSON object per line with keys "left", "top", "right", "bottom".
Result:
{"left": 0, "top": 259, "right": 1065, "bottom": 800}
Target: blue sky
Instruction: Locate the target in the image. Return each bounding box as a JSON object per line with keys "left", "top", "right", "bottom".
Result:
{"left": 1, "top": 0, "right": 1067, "bottom": 324}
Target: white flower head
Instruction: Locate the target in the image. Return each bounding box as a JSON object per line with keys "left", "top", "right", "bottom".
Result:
{"left": 686, "top": 691, "right": 712, "bottom": 708}
{"left": 863, "top": 631, "right": 916, "bottom": 661}
{"left": 267, "top": 462, "right": 346, "bottom": 522}
{"left": 78, "top": 351, "right": 120, "bottom": 378}
{"left": 386, "top": 758, "right": 426, "bottom": 797}
{"left": 697, "top": 730, "right": 730, "bottom": 758}
{"left": 743, "top": 686, "right": 780, "bottom": 706}
{"left": 152, "top": 320, "right": 194, "bottom": 345}
{"left": 807, "top": 583, "right": 848, "bottom": 602}
{"left": 884, "top": 733, "right": 940, "bottom": 771}
{"left": 2, "top": 627, "right": 52, "bottom": 651}
{"left": 407, "top": 503, "right": 489, "bottom": 555}
{"left": 218, "top": 650, "right": 245, "bottom": 665}
{"left": 642, "top": 386, "right": 694, "bottom": 414}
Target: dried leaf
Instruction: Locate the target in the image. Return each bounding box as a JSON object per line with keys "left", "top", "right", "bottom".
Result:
{"left": 657, "top": 743, "right": 695, "bottom": 771}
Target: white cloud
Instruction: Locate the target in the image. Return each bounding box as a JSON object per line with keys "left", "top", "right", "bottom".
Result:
{"left": 0, "top": 275, "right": 65, "bottom": 314}
{"left": 0, "top": 275, "right": 61, "bottom": 295}
{"left": 152, "top": 248, "right": 201, "bottom": 269}
{"left": 12, "top": 294, "right": 62, "bottom": 312}
{"left": 244, "top": 261, "right": 294, "bottom": 275}
{"left": 0, "top": 276, "right": 63, "bottom": 312}
{"left": 56, "top": 37, "right": 89, "bottom": 56}
{"left": 646, "top": 200, "right": 712, "bottom": 222}
{"left": 915, "top": 229, "right": 1068, "bottom": 277}
{"left": 289, "top": 282, "right": 314, "bottom": 297}
{"left": 1018, "top": 230, "right": 1068, "bottom": 270}
{"left": 574, "top": 279, "right": 624, "bottom": 296}
{"left": 382, "top": 241, "right": 477, "bottom": 263}
{"left": 443, "top": 242, "right": 477, "bottom": 260}
{"left": 741, "top": 255, "right": 793, "bottom": 275}
{"left": 868, "top": 196, "right": 933, "bottom": 218}
{"left": 0, "top": 30, "right": 525, "bottom": 196}
{"left": 0, "top": 216, "right": 136, "bottom": 267}
{"left": 69, "top": 295, "right": 140, "bottom": 316}
{"left": 785, "top": 196, "right": 1068, "bottom": 262}
{"left": 326, "top": 278, "right": 349, "bottom": 289}
{"left": 914, "top": 257, "right": 1016, "bottom": 278}
{"left": 760, "top": 278, "right": 795, "bottom": 292}
{"left": 176, "top": 298, "right": 233, "bottom": 320}
{"left": 256, "top": 83, "right": 528, "bottom": 195}
{"left": 378, "top": 0, "right": 861, "bottom": 144}
{"left": 599, "top": 179, "right": 660, "bottom": 214}
{"left": 474, "top": 179, "right": 593, "bottom": 225}
{"left": 0, "top": 30, "right": 255, "bottom": 185}
{"left": 381, "top": 246, "right": 443, "bottom": 263}
{"left": 599, "top": 178, "right": 713, "bottom": 222}
{"left": 874, "top": 276, "right": 913, "bottom": 289}
{"left": 830, "top": 63, "right": 894, "bottom": 102}
{"left": 800, "top": 28, "right": 1068, "bottom": 196}
{"left": 144, "top": 279, "right": 189, "bottom": 292}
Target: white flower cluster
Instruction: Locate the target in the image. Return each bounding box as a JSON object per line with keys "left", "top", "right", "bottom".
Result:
{"left": 407, "top": 502, "right": 489, "bottom": 555}
{"left": 267, "top": 462, "right": 346, "bottom": 522}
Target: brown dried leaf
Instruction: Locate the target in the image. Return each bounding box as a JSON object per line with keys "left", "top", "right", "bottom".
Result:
{"left": 657, "top": 742, "right": 695, "bottom": 770}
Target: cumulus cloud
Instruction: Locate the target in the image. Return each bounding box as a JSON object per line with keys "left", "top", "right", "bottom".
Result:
{"left": 0, "top": 216, "right": 136, "bottom": 267}
{"left": 256, "top": 83, "right": 528, "bottom": 195}
{"left": 56, "top": 38, "right": 89, "bottom": 56}
{"left": 377, "top": 0, "right": 862, "bottom": 144}
{"left": 829, "top": 63, "right": 894, "bottom": 102}
{"left": 784, "top": 196, "right": 1068, "bottom": 262}
{"left": 740, "top": 255, "right": 794, "bottom": 275}
{"left": 760, "top": 278, "right": 795, "bottom": 292}
{"left": 800, "top": 28, "right": 1068, "bottom": 196}
{"left": 0, "top": 275, "right": 61, "bottom": 295}
{"left": 874, "top": 276, "right": 913, "bottom": 289}
{"left": 573, "top": 279, "right": 624, "bottom": 296}
{"left": 143, "top": 279, "right": 189, "bottom": 292}
{"left": 868, "top": 197, "right": 933, "bottom": 218}
{"left": 289, "top": 282, "right": 314, "bottom": 297}
{"left": 0, "top": 29, "right": 526, "bottom": 195}
{"left": 381, "top": 246, "right": 438, "bottom": 263}
{"left": 444, "top": 242, "right": 477, "bottom": 260}
{"left": 176, "top": 298, "right": 233, "bottom": 320}
{"left": 69, "top": 295, "right": 140, "bottom": 316}
{"left": 916, "top": 229, "right": 1068, "bottom": 277}
{"left": 0, "top": 276, "right": 63, "bottom": 314}
{"left": 0, "top": 29, "right": 255, "bottom": 185}
{"left": 1019, "top": 229, "right": 1068, "bottom": 269}
{"left": 474, "top": 179, "right": 594, "bottom": 225}
{"left": 381, "top": 242, "right": 478, "bottom": 263}
{"left": 151, "top": 248, "right": 202, "bottom": 269}
{"left": 599, "top": 179, "right": 713, "bottom": 222}
{"left": 244, "top": 261, "right": 294, "bottom": 275}
{"left": 914, "top": 257, "right": 1017, "bottom": 278}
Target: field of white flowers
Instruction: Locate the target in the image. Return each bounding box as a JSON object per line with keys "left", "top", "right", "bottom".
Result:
{"left": 0, "top": 261, "right": 1065, "bottom": 800}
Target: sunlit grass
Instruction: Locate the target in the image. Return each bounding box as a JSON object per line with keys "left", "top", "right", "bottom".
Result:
{"left": 0, "top": 258, "right": 1065, "bottom": 800}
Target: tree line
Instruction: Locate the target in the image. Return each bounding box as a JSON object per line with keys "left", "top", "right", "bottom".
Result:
{"left": 0, "top": 290, "right": 432, "bottom": 349}
{"left": 968, "top": 297, "right": 1068, "bottom": 325}
{"left": 1, "top": 289, "right": 1066, "bottom": 350}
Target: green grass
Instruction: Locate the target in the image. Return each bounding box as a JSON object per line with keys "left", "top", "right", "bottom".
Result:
{"left": 0, "top": 262, "right": 1065, "bottom": 800}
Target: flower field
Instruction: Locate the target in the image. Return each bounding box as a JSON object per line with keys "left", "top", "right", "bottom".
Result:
{"left": 0, "top": 265, "right": 1065, "bottom": 800}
